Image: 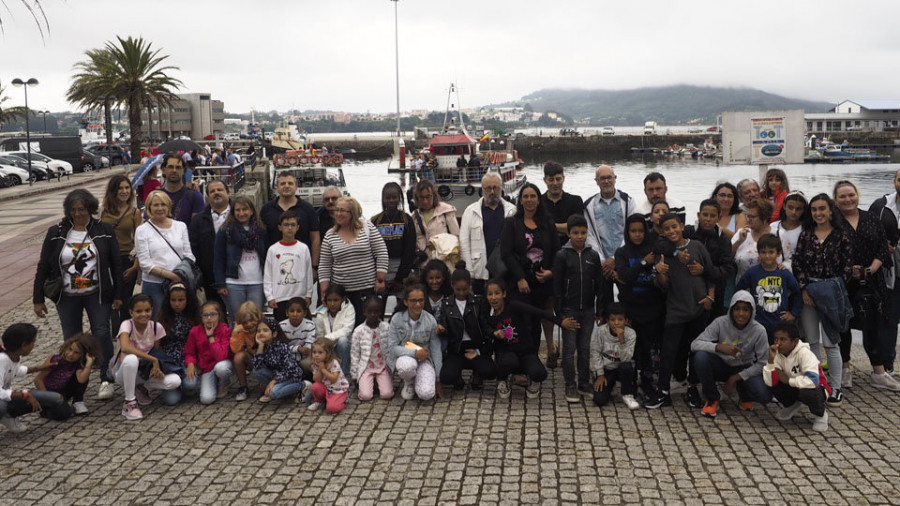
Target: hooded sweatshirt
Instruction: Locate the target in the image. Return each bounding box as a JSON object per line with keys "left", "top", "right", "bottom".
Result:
{"left": 552, "top": 240, "right": 606, "bottom": 316}
{"left": 762, "top": 341, "right": 825, "bottom": 390}
{"left": 614, "top": 215, "right": 665, "bottom": 322}
{"left": 690, "top": 290, "right": 769, "bottom": 381}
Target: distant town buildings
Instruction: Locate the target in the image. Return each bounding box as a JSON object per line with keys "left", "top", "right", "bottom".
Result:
{"left": 806, "top": 100, "right": 900, "bottom": 133}
{"left": 140, "top": 93, "right": 225, "bottom": 139}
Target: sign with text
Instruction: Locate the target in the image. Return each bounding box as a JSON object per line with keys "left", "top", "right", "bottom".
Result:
{"left": 750, "top": 117, "right": 786, "bottom": 164}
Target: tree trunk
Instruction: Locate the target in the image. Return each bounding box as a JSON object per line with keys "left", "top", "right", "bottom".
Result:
{"left": 104, "top": 100, "right": 113, "bottom": 146}
{"left": 128, "top": 96, "right": 143, "bottom": 161}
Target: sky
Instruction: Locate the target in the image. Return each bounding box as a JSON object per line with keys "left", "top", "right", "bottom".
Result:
{"left": 2, "top": 0, "right": 899, "bottom": 115}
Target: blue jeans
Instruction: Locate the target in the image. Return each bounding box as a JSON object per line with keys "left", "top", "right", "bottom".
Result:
{"left": 252, "top": 367, "right": 302, "bottom": 400}
{"left": 0, "top": 390, "right": 69, "bottom": 420}
{"left": 57, "top": 292, "right": 113, "bottom": 382}
{"left": 141, "top": 280, "right": 167, "bottom": 320}
{"left": 183, "top": 360, "right": 233, "bottom": 404}
{"left": 692, "top": 350, "right": 772, "bottom": 403}
{"left": 335, "top": 336, "right": 351, "bottom": 379}
{"left": 225, "top": 283, "right": 265, "bottom": 324}
{"left": 561, "top": 308, "right": 595, "bottom": 387}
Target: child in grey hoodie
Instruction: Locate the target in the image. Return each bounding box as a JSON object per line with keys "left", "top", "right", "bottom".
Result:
{"left": 590, "top": 303, "right": 640, "bottom": 410}
{"left": 690, "top": 290, "right": 772, "bottom": 418}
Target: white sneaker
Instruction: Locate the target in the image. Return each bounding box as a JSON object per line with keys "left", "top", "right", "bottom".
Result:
{"left": 842, "top": 366, "right": 852, "bottom": 388}
{"left": 669, "top": 380, "right": 689, "bottom": 395}
{"left": 401, "top": 381, "right": 415, "bottom": 400}
{"left": 97, "top": 381, "right": 114, "bottom": 400}
{"left": 525, "top": 381, "right": 541, "bottom": 399}
{"left": 73, "top": 402, "right": 89, "bottom": 415}
{"left": 775, "top": 402, "right": 804, "bottom": 421}
{"left": 496, "top": 381, "right": 511, "bottom": 399}
{"left": 871, "top": 372, "right": 900, "bottom": 392}
{"left": 622, "top": 394, "right": 640, "bottom": 410}
{"left": 812, "top": 411, "right": 829, "bottom": 432}
{"left": 0, "top": 416, "right": 27, "bottom": 433}
{"left": 307, "top": 402, "right": 323, "bottom": 411}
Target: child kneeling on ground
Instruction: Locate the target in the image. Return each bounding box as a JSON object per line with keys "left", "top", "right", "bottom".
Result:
{"left": 350, "top": 297, "right": 394, "bottom": 401}
{"left": 1, "top": 324, "right": 68, "bottom": 432}
{"left": 689, "top": 290, "right": 772, "bottom": 418}
{"left": 763, "top": 321, "right": 831, "bottom": 431}
{"left": 590, "top": 303, "right": 640, "bottom": 409}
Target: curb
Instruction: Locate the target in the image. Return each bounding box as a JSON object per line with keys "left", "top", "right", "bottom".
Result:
{"left": 0, "top": 166, "right": 134, "bottom": 203}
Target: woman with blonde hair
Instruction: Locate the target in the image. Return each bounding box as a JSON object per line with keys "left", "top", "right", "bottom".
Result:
{"left": 135, "top": 190, "right": 194, "bottom": 317}
{"left": 319, "top": 196, "right": 388, "bottom": 326}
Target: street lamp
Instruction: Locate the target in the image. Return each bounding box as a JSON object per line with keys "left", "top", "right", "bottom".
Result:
{"left": 11, "top": 78, "right": 39, "bottom": 185}
{"left": 39, "top": 110, "right": 50, "bottom": 132}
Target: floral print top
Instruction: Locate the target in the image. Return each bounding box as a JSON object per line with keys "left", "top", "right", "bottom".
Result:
{"left": 250, "top": 340, "right": 303, "bottom": 384}
{"left": 791, "top": 227, "right": 853, "bottom": 289}
{"left": 160, "top": 313, "right": 191, "bottom": 366}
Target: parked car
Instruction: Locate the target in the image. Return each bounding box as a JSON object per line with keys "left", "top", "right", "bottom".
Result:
{"left": 80, "top": 151, "right": 105, "bottom": 171}
{"left": 707, "top": 126, "right": 721, "bottom": 133}
{"left": 0, "top": 162, "right": 32, "bottom": 185}
{"left": 85, "top": 144, "right": 127, "bottom": 165}
{"left": 3, "top": 151, "right": 72, "bottom": 175}
{"left": 688, "top": 126, "right": 703, "bottom": 133}
{"left": 0, "top": 136, "right": 84, "bottom": 172}
{"left": 560, "top": 128, "right": 582, "bottom": 137}
{"left": 0, "top": 153, "right": 53, "bottom": 180}
{"left": 601, "top": 127, "right": 615, "bottom": 136}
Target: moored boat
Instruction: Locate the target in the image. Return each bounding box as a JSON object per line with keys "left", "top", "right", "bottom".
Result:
{"left": 268, "top": 149, "right": 349, "bottom": 207}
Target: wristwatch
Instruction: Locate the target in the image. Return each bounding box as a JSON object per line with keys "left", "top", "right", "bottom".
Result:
{"left": 640, "top": 259, "right": 647, "bottom": 266}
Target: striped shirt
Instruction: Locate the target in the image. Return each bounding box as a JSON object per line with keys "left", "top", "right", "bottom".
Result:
{"left": 319, "top": 220, "right": 388, "bottom": 292}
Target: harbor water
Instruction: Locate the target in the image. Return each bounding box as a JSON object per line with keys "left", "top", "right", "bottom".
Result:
{"left": 336, "top": 156, "right": 900, "bottom": 220}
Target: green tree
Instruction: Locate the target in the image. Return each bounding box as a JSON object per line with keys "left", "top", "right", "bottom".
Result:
{"left": 67, "top": 36, "right": 182, "bottom": 157}
{"left": 0, "top": 83, "right": 28, "bottom": 128}
{"left": 0, "top": 0, "right": 50, "bottom": 40}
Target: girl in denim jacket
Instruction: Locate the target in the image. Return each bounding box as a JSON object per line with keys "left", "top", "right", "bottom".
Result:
{"left": 389, "top": 282, "right": 443, "bottom": 401}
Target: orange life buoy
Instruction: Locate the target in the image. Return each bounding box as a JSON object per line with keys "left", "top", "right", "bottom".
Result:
{"left": 333, "top": 153, "right": 344, "bottom": 164}
{"left": 321, "top": 154, "right": 332, "bottom": 165}
{"left": 286, "top": 155, "right": 299, "bottom": 166}
{"left": 298, "top": 155, "right": 308, "bottom": 165}
{"left": 273, "top": 155, "right": 285, "bottom": 167}
{"left": 309, "top": 156, "right": 320, "bottom": 164}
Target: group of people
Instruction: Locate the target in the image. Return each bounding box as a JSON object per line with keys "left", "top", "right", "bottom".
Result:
{"left": 4, "top": 152, "right": 900, "bottom": 435}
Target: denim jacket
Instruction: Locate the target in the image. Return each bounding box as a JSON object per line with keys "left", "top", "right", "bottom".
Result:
{"left": 388, "top": 310, "right": 442, "bottom": 376}
{"left": 213, "top": 225, "right": 267, "bottom": 288}
{"left": 806, "top": 277, "right": 853, "bottom": 344}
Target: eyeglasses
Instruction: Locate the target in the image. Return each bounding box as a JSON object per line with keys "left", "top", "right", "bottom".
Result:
{"left": 483, "top": 185, "right": 501, "bottom": 192}
{"left": 406, "top": 298, "right": 425, "bottom": 304}
{"left": 716, "top": 193, "right": 734, "bottom": 199}
{"left": 280, "top": 222, "right": 299, "bottom": 228}
{"left": 323, "top": 196, "right": 339, "bottom": 202}
{"left": 595, "top": 176, "right": 615, "bottom": 182}
{"left": 201, "top": 313, "right": 219, "bottom": 319}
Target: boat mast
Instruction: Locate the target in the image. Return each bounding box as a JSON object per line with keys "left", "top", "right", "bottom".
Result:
{"left": 392, "top": 0, "right": 401, "bottom": 136}
{"left": 441, "top": 83, "right": 468, "bottom": 135}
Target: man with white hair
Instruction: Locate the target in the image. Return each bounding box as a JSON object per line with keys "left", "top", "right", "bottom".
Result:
{"left": 460, "top": 172, "right": 516, "bottom": 294}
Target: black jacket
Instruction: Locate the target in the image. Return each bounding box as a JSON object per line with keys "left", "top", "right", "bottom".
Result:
{"left": 34, "top": 218, "right": 123, "bottom": 304}
{"left": 189, "top": 206, "right": 217, "bottom": 288}
{"left": 500, "top": 215, "right": 560, "bottom": 287}
{"left": 683, "top": 224, "right": 735, "bottom": 285}
{"left": 551, "top": 242, "right": 606, "bottom": 316}
{"left": 438, "top": 295, "right": 492, "bottom": 356}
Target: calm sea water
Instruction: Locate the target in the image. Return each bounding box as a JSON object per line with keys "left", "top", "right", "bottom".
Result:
{"left": 339, "top": 156, "right": 900, "bottom": 220}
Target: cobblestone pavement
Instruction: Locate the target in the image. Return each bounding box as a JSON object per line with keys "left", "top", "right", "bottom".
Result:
{"left": 2, "top": 295, "right": 900, "bottom": 505}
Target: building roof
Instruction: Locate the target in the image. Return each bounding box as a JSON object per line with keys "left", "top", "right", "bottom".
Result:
{"left": 843, "top": 100, "right": 900, "bottom": 110}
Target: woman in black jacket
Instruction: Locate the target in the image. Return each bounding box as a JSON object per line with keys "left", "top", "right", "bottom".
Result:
{"left": 436, "top": 263, "right": 496, "bottom": 392}
{"left": 33, "top": 189, "right": 123, "bottom": 398}
{"left": 500, "top": 182, "right": 561, "bottom": 364}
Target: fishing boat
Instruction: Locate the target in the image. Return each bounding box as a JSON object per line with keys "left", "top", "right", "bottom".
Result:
{"left": 268, "top": 149, "right": 349, "bottom": 207}
{"left": 388, "top": 84, "right": 526, "bottom": 214}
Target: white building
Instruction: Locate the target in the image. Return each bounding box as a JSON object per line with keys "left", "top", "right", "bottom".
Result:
{"left": 805, "top": 100, "right": 900, "bottom": 133}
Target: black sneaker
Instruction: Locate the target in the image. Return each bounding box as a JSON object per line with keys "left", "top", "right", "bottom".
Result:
{"left": 826, "top": 388, "right": 843, "bottom": 406}
{"left": 470, "top": 372, "right": 483, "bottom": 391}
{"left": 685, "top": 386, "right": 702, "bottom": 409}
{"left": 643, "top": 390, "right": 671, "bottom": 409}
{"left": 564, "top": 384, "right": 580, "bottom": 403}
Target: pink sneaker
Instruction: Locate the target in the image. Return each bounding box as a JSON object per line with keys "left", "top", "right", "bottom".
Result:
{"left": 121, "top": 400, "right": 143, "bottom": 421}
{"left": 135, "top": 385, "right": 152, "bottom": 406}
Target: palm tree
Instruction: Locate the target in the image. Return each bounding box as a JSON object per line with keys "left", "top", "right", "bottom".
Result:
{"left": 67, "top": 36, "right": 182, "bottom": 157}
{"left": 0, "top": 0, "right": 50, "bottom": 40}
{"left": 0, "top": 82, "right": 28, "bottom": 129}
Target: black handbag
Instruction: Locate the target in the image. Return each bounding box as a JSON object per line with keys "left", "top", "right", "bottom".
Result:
{"left": 486, "top": 240, "right": 507, "bottom": 280}
{"left": 849, "top": 281, "right": 880, "bottom": 331}
{"left": 149, "top": 222, "right": 203, "bottom": 292}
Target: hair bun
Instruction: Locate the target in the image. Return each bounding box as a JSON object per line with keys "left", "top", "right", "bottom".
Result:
{"left": 454, "top": 260, "right": 467, "bottom": 270}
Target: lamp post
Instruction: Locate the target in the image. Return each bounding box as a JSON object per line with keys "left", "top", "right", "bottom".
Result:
{"left": 39, "top": 110, "right": 50, "bottom": 132}
{"left": 11, "top": 78, "right": 39, "bottom": 185}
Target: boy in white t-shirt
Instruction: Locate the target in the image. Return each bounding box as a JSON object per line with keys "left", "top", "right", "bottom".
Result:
{"left": 265, "top": 213, "right": 314, "bottom": 322}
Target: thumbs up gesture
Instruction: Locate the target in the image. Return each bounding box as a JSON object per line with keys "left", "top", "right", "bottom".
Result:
{"left": 656, "top": 254, "right": 669, "bottom": 275}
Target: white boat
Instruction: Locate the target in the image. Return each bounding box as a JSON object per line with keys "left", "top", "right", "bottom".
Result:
{"left": 389, "top": 84, "right": 526, "bottom": 214}
{"left": 268, "top": 149, "right": 349, "bottom": 207}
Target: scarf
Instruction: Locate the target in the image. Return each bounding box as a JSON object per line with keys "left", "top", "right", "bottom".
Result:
{"left": 225, "top": 222, "right": 260, "bottom": 251}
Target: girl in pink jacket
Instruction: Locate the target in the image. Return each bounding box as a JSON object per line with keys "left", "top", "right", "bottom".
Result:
{"left": 183, "top": 301, "right": 233, "bottom": 405}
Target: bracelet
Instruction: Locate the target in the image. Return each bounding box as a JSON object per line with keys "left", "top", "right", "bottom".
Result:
{"left": 705, "top": 295, "right": 715, "bottom": 302}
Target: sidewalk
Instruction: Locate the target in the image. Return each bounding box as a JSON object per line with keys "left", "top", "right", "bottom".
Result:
{"left": 0, "top": 166, "right": 132, "bottom": 204}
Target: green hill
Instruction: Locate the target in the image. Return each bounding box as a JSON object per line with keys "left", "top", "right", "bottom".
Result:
{"left": 506, "top": 85, "right": 833, "bottom": 126}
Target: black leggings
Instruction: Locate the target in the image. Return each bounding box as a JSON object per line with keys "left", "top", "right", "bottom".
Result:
{"left": 770, "top": 383, "right": 826, "bottom": 417}
{"left": 440, "top": 351, "right": 497, "bottom": 385}
{"left": 495, "top": 351, "right": 547, "bottom": 382}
